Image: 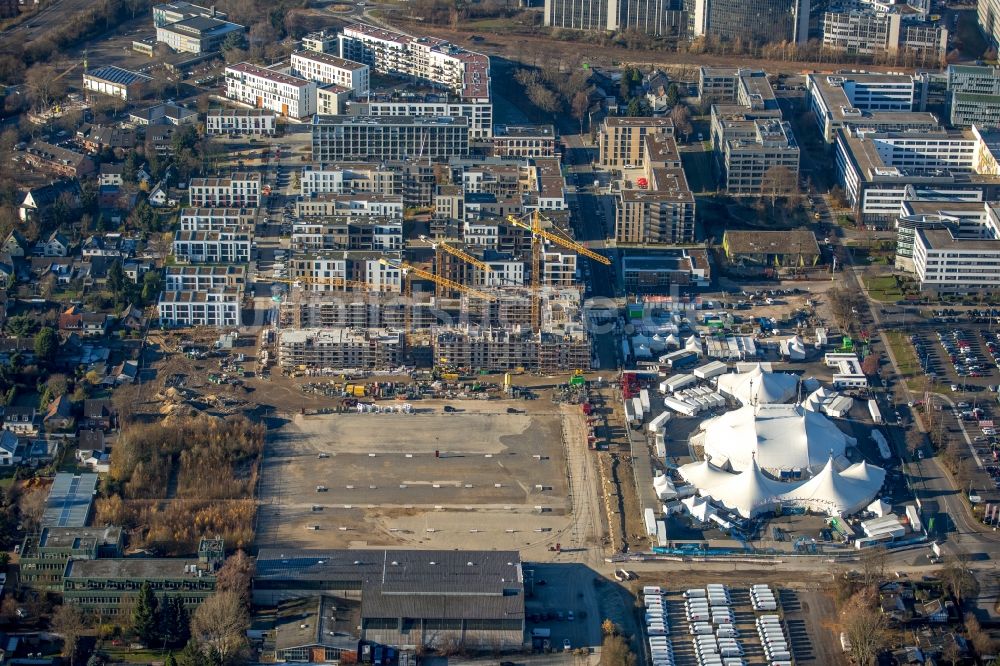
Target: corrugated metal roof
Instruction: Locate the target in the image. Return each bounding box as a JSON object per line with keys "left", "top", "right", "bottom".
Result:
{"left": 85, "top": 66, "right": 153, "bottom": 86}
{"left": 42, "top": 473, "right": 98, "bottom": 528}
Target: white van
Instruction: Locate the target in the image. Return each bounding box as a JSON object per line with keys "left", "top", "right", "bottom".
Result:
{"left": 716, "top": 628, "right": 738, "bottom": 638}
{"left": 684, "top": 589, "right": 707, "bottom": 598}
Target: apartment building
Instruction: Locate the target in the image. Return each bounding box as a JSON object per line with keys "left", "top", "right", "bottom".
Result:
{"left": 179, "top": 207, "right": 255, "bottom": 231}
{"left": 806, "top": 72, "right": 935, "bottom": 143}
{"left": 158, "top": 288, "right": 241, "bottom": 327}
{"left": 225, "top": 63, "right": 316, "bottom": 119}
{"left": 611, "top": 132, "right": 695, "bottom": 244}
{"left": 349, "top": 96, "right": 493, "bottom": 140}
{"left": 188, "top": 173, "right": 261, "bottom": 208}
{"left": 205, "top": 109, "right": 276, "bottom": 135}
{"left": 301, "top": 29, "right": 338, "bottom": 53}
{"left": 947, "top": 65, "right": 1000, "bottom": 128}
{"left": 24, "top": 142, "right": 94, "bottom": 178}
{"left": 834, "top": 126, "right": 1000, "bottom": 223}
{"left": 311, "top": 115, "right": 469, "bottom": 162}
{"left": 299, "top": 162, "right": 436, "bottom": 206}
{"left": 821, "top": 10, "right": 947, "bottom": 63}
{"left": 491, "top": 125, "right": 557, "bottom": 158}
{"left": 598, "top": 117, "right": 674, "bottom": 168}
{"left": 338, "top": 24, "right": 490, "bottom": 102}
{"left": 288, "top": 251, "right": 403, "bottom": 293}
{"left": 164, "top": 265, "right": 246, "bottom": 292}
{"left": 295, "top": 193, "right": 404, "bottom": 218}
{"left": 172, "top": 231, "right": 252, "bottom": 263}
{"left": 290, "top": 219, "right": 403, "bottom": 252}
{"left": 711, "top": 106, "right": 800, "bottom": 196}
{"left": 277, "top": 328, "right": 402, "bottom": 371}
{"left": 290, "top": 50, "right": 370, "bottom": 94}
{"left": 434, "top": 326, "right": 590, "bottom": 373}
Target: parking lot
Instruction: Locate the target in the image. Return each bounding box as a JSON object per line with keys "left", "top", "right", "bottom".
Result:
{"left": 642, "top": 583, "right": 821, "bottom": 666}
{"left": 256, "top": 402, "right": 581, "bottom": 552}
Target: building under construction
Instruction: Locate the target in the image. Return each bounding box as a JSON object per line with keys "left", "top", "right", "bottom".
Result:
{"left": 277, "top": 328, "right": 402, "bottom": 371}
{"left": 434, "top": 325, "right": 590, "bottom": 373}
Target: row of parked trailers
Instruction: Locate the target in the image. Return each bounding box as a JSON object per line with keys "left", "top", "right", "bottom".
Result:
{"left": 642, "top": 586, "right": 675, "bottom": 666}
{"left": 682, "top": 585, "right": 747, "bottom": 666}
{"left": 756, "top": 612, "right": 792, "bottom": 665}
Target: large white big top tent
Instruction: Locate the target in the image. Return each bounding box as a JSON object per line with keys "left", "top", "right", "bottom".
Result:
{"left": 701, "top": 403, "right": 855, "bottom": 476}
{"left": 717, "top": 364, "right": 798, "bottom": 406}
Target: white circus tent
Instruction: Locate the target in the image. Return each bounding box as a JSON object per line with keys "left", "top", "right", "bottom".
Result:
{"left": 704, "top": 457, "right": 787, "bottom": 518}
{"left": 678, "top": 459, "right": 735, "bottom": 489}
{"left": 778, "top": 457, "right": 886, "bottom": 516}
{"left": 717, "top": 364, "right": 798, "bottom": 406}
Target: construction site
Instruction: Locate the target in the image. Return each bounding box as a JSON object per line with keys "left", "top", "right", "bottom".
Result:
{"left": 267, "top": 212, "right": 610, "bottom": 375}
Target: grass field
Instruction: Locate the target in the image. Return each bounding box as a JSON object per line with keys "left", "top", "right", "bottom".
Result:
{"left": 884, "top": 329, "right": 930, "bottom": 393}
{"left": 864, "top": 274, "right": 903, "bottom": 302}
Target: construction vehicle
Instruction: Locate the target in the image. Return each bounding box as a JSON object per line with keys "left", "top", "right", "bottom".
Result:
{"left": 505, "top": 212, "right": 611, "bottom": 332}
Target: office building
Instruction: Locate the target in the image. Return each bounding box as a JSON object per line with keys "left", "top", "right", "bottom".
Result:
{"left": 63, "top": 538, "right": 222, "bottom": 615}
{"left": 311, "top": 116, "right": 469, "bottom": 162}
{"left": 543, "top": 0, "right": 684, "bottom": 35}
{"left": 225, "top": 63, "right": 316, "bottom": 119}
{"left": 153, "top": 1, "right": 224, "bottom": 26}
{"left": 20, "top": 526, "right": 124, "bottom": 590}
{"left": 904, "top": 202, "right": 1000, "bottom": 294}
{"left": 687, "top": 0, "right": 810, "bottom": 45}
{"left": 156, "top": 15, "right": 244, "bottom": 53}
{"left": 613, "top": 134, "right": 695, "bottom": 244}
{"left": 206, "top": 109, "right": 276, "bottom": 135}
{"left": 834, "top": 126, "right": 1000, "bottom": 223}
{"left": 598, "top": 116, "right": 674, "bottom": 168}
{"left": 301, "top": 29, "right": 338, "bottom": 53}
{"left": 821, "top": 10, "right": 947, "bottom": 64}
{"left": 83, "top": 66, "right": 151, "bottom": 101}
{"left": 543, "top": 0, "right": 620, "bottom": 30}
{"left": 806, "top": 71, "right": 934, "bottom": 143}
{"left": 338, "top": 24, "right": 490, "bottom": 102}
{"left": 980, "top": 0, "right": 1000, "bottom": 50}
{"left": 947, "top": 64, "right": 1000, "bottom": 128}
{"left": 290, "top": 50, "right": 370, "bottom": 94}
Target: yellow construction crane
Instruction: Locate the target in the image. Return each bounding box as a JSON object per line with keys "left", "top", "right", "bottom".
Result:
{"left": 505, "top": 212, "right": 611, "bottom": 332}
{"left": 270, "top": 276, "right": 372, "bottom": 291}
{"left": 418, "top": 235, "right": 491, "bottom": 271}
{"left": 378, "top": 259, "right": 495, "bottom": 301}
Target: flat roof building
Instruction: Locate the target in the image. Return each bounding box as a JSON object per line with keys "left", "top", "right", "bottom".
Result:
{"left": 83, "top": 65, "right": 152, "bottom": 101}
{"left": 290, "top": 50, "right": 369, "bottom": 94}
{"left": 312, "top": 115, "right": 469, "bottom": 162}
{"left": 155, "top": 14, "right": 244, "bottom": 54}
{"left": 822, "top": 10, "right": 947, "bottom": 66}
{"left": 598, "top": 116, "right": 674, "bottom": 168}
{"left": 491, "top": 124, "right": 557, "bottom": 158}
{"left": 42, "top": 473, "right": 98, "bottom": 528}
{"left": 947, "top": 64, "right": 1000, "bottom": 129}
{"left": 225, "top": 62, "right": 316, "bottom": 119}
{"left": 253, "top": 549, "right": 524, "bottom": 651}
{"left": 338, "top": 24, "right": 490, "bottom": 102}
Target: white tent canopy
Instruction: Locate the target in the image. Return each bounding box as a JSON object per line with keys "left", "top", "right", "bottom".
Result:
{"left": 717, "top": 364, "right": 798, "bottom": 406}
{"left": 778, "top": 457, "right": 885, "bottom": 517}
{"left": 704, "top": 457, "right": 786, "bottom": 518}
{"left": 780, "top": 335, "right": 807, "bottom": 360}
{"left": 702, "top": 403, "right": 855, "bottom": 475}
{"left": 867, "top": 498, "right": 892, "bottom": 517}
{"left": 653, "top": 473, "right": 678, "bottom": 500}
{"left": 678, "top": 459, "right": 734, "bottom": 489}
{"left": 682, "top": 494, "right": 717, "bottom": 522}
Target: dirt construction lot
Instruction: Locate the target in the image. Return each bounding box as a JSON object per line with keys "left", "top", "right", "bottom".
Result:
{"left": 256, "top": 400, "right": 581, "bottom": 552}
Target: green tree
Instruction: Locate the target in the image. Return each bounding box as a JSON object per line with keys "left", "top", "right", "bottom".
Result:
{"left": 33, "top": 327, "right": 58, "bottom": 367}
{"left": 141, "top": 270, "right": 162, "bottom": 305}
{"left": 6, "top": 315, "right": 37, "bottom": 337}
{"left": 161, "top": 596, "right": 190, "bottom": 648}
{"left": 108, "top": 261, "right": 126, "bottom": 302}
{"left": 132, "top": 581, "right": 160, "bottom": 645}
{"left": 164, "top": 654, "right": 177, "bottom": 666}
{"left": 665, "top": 83, "right": 679, "bottom": 109}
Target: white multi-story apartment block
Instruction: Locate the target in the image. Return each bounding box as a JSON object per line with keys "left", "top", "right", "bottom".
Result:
{"left": 225, "top": 63, "right": 316, "bottom": 119}
{"left": 472, "top": 255, "right": 525, "bottom": 288}
{"left": 188, "top": 174, "right": 261, "bottom": 208}
{"left": 542, "top": 250, "right": 577, "bottom": 288}
{"left": 291, "top": 219, "right": 403, "bottom": 252}
{"left": 311, "top": 115, "right": 469, "bottom": 162}
{"left": 158, "top": 288, "right": 241, "bottom": 327}
{"left": 295, "top": 194, "right": 404, "bottom": 218}
{"left": 338, "top": 24, "right": 490, "bottom": 102}
{"left": 164, "top": 265, "right": 246, "bottom": 291}
{"left": 179, "top": 207, "right": 255, "bottom": 231}
{"left": 301, "top": 29, "right": 338, "bottom": 53}
{"left": 350, "top": 99, "right": 493, "bottom": 140}
{"left": 835, "top": 126, "right": 1000, "bottom": 224}
{"left": 205, "top": 109, "right": 276, "bottom": 135}
{"left": 290, "top": 50, "right": 369, "bottom": 94}
{"left": 172, "top": 231, "right": 252, "bottom": 263}
{"left": 806, "top": 72, "right": 935, "bottom": 143}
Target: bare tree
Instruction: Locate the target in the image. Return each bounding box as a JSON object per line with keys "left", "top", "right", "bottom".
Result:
{"left": 760, "top": 165, "right": 798, "bottom": 207}
{"left": 190, "top": 591, "right": 250, "bottom": 665}
{"left": 51, "top": 604, "right": 86, "bottom": 662}
{"left": 942, "top": 557, "right": 976, "bottom": 605}
{"left": 216, "top": 549, "right": 254, "bottom": 607}
{"left": 19, "top": 487, "right": 47, "bottom": 531}
{"left": 841, "top": 588, "right": 888, "bottom": 666}
{"left": 571, "top": 91, "right": 590, "bottom": 133}
{"left": 858, "top": 545, "right": 887, "bottom": 589}
{"left": 25, "top": 64, "right": 65, "bottom": 111}
{"left": 670, "top": 104, "right": 693, "bottom": 140}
